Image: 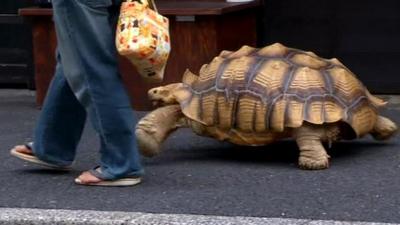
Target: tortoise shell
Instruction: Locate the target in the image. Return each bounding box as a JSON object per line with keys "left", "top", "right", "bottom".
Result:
{"left": 177, "top": 43, "right": 385, "bottom": 137}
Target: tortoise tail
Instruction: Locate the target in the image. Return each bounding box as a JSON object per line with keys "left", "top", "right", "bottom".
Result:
{"left": 366, "top": 90, "right": 387, "bottom": 108}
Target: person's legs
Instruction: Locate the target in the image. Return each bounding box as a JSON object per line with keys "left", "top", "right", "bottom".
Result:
{"left": 11, "top": 52, "right": 87, "bottom": 167}
{"left": 51, "top": 0, "right": 143, "bottom": 180}
{"left": 32, "top": 53, "right": 87, "bottom": 166}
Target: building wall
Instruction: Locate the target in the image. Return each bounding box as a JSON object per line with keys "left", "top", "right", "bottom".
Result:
{"left": 1, "top": 0, "right": 400, "bottom": 92}
{"left": 260, "top": 0, "right": 400, "bottom": 93}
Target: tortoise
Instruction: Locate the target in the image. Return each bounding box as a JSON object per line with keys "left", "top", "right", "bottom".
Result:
{"left": 135, "top": 43, "right": 398, "bottom": 170}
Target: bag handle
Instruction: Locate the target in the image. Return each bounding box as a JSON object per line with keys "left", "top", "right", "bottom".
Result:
{"left": 125, "top": 0, "right": 158, "bottom": 12}
{"left": 148, "top": 0, "right": 158, "bottom": 13}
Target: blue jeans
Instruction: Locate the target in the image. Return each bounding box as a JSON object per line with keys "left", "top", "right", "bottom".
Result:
{"left": 32, "top": 0, "right": 144, "bottom": 179}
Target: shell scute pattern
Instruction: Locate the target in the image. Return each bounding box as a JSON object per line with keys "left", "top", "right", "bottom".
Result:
{"left": 215, "top": 93, "right": 235, "bottom": 130}
{"left": 200, "top": 92, "right": 218, "bottom": 125}
{"left": 327, "top": 67, "right": 366, "bottom": 104}
{"left": 181, "top": 43, "right": 377, "bottom": 137}
{"left": 290, "top": 53, "right": 329, "bottom": 69}
{"left": 236, "top": 94, "right": 258, "bottom": 132}
{"left": 286, "top": 67, "right": 328, "bottom": 98}
{"left": 284, "top": 98, "right": 304, "bottom": 128}
{"left": 218, "top": 56, "right": 254, "bottom": 92}
{"left": 252, "top": 59, "right": 290, "bottom": 100}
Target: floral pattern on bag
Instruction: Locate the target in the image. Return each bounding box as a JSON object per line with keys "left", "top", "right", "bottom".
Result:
{"left": 116, "top": 0, "right": 170, "bottom": 82}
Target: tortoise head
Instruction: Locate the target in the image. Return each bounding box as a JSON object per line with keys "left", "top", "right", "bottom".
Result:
{"left": 148, "top": 83, "right": 184, "bottom": 107}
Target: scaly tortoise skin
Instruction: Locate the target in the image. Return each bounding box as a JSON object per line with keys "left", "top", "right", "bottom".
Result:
{"left": 135, "top": 43, "right": 398, "bottom": 170}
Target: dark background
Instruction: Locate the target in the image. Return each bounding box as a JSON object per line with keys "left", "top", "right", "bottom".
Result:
{"left": 1, "top": 0, "right": 400, "bottom": 93}
{"left": 0, "top": 0, "right": 35, "bottom": 88}
{"left": 260, "top": 0, "right": 400, "bottom": 93}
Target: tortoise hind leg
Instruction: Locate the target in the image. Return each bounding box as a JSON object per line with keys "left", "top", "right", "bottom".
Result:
{"left": 294, "top": 124, "right": 332, "bottom": 170}
{"left": 135, "top": 105, "right": 187, "bottom": 157}
{"left": 370, "top": 116, "right": 398, "bottom": 140}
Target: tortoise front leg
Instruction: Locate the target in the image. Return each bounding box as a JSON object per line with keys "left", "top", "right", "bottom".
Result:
{"left": 294, "top": 124, "right": 332, "bottom": 170}
{"left": 135, "top": 104, "right": 187, "bottom": 157}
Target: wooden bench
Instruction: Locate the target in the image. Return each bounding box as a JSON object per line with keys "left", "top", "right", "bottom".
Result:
{"left": 20, "top": 0, "right": 261, "bottom": 110}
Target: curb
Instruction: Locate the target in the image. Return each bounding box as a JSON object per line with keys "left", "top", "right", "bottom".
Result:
{"left": 0, "top": 208, "right": 397, "bottom": 225}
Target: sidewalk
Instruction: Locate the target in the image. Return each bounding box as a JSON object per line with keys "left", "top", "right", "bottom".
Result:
{"left": 0, "top": 208, "right": 397, "bottom": 225}
{"left": 0, "top": 90, "right": 399, "bottom": 224}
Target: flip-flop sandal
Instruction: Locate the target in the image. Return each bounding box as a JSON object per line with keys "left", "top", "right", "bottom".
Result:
{"left": 10, "top": 142, "right": 71, "bottom": 171}
{"left": 74, "top": 166, "right": 142, "bottom": 187}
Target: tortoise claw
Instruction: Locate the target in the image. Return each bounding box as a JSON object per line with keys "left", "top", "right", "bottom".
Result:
{"left": 298, "top": 156, "right": 329, "bottom": 170}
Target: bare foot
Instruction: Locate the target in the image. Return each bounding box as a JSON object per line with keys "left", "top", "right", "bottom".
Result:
{"left": 74, "top": 168, "right": 142, "bottom": 186}
{"left": 12, "top": 144, "right": 33, "bottom": 155}
{"left": 75, "top": 171, "right": 102, "bottom": 185}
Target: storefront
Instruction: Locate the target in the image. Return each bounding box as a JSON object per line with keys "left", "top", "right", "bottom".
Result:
{"left": 1, "top": 0, "right": 400, "bottom": 105}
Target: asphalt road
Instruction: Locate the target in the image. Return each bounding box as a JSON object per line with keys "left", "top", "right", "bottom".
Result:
{"left": 1, "top": 89, "right": 399, "bottom": 223}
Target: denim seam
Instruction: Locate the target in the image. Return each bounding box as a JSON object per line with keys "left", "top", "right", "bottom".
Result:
{"left": 63, "top": 2, "right": 109, "bottom": 146}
